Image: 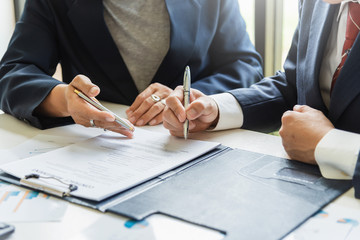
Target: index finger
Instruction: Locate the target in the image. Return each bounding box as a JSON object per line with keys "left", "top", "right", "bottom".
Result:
{"left": 128, "top": 86, "right": 155, "bottom": 113}
{"left": 165, "top": 86, "right": 186, "bottom": 122}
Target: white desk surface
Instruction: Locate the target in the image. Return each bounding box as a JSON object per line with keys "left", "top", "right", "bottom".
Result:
{"left": 0, "top": 103, "right": 359, "bottom": 240}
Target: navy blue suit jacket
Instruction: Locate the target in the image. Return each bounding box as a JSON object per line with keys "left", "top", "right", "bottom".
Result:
{"left": 229, "top": 0, "right": 360, "bottom": 198}
{"left": 0, "top": 0, "right": 263, "bottom": 129}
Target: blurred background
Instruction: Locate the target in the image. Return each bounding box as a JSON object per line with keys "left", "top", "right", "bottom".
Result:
{"left": 0, "top": 0, "right": 299, "bottom": 78}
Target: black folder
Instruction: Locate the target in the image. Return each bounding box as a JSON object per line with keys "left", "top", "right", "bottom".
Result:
{"left": 108, "top": 148, "right": 352, "bottom": 240}
{"left": 0, "top": 147, "right": 352, "bottom": 239}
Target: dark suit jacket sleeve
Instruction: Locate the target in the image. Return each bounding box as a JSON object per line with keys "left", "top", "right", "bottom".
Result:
{"left": 0, "top": 0, "right": 74, "bottom": 129}
{"left": 226, "top": 6, "right": 303, "bottom": 133}
{"left": 353, "top": 152, "right": 360, "bottom": 199}
{"left": 191, "top": 0, "right": 263, "bottom": 94}
{"left": 227, "top": 44, "right": 298, "bottom": 133}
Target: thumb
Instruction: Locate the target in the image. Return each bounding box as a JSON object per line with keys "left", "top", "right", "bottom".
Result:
{"left": 71, "top": 74, "right": 100, "bottom": 97}
{"left": 293, "top": 105, "right": 312, "bottom": 113}
{"left": 186, "top": 96, "right": 218, "bottom": 122}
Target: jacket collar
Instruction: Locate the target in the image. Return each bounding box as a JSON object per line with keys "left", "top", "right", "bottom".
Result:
{"left": 303, "top": 1, "right": 360, "bottom": 124}
{"left": 66, "top": 0, "right": 201, "bottom": 102}
{"left": 301, "top": 1, "right": 360, "bottom": 124}
{"left": 298, "top": 1, "right": 337, "bottom": 113}
{"left": 329, "top": 33, "right": 360, "bottom": 124}
{"left": 66, "top": 0, "right": 137, "bottom": 103}
{"left": 153, "top": 0, "right": 201, "bottom": 88}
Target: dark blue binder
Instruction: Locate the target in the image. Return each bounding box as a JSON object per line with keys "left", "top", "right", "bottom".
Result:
{"left": 107, "top": 148, "right": 353, "bottom": 240}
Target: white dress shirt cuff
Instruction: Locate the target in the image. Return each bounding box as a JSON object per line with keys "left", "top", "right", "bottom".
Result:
{"left": 209, "top": 93, "right": 243, "bottom": 131}
{"left": 315, "top": 129, "right": 360, "bottom": 180}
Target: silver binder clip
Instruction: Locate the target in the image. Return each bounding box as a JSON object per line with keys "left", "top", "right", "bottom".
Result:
{"left": 20, "top": 174, "right": 78, "bottom": 198}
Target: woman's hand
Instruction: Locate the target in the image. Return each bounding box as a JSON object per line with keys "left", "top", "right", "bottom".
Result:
{"left": 37, "top": 75, "right": 134, "bottom": 138}
{"left": 163, "top": 86, "right": 219, "bottom": 137}
{"left": 126, "top": 83, "right": 172, "bottom": 126}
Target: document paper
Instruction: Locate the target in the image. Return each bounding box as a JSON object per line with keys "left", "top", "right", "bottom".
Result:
{"left": 0, "top": 128, "right": 220, "bottom": 201}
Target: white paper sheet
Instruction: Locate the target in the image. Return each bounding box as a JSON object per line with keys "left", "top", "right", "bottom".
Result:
{"left": 1, "top": 129, "right": 220, "bottom": 201}
{"left": 0, "top": 133, "right": 95, "bottom": 165}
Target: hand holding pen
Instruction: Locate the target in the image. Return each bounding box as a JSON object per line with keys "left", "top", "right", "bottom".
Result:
{"left": 38, "top": 75, "right": 134, "bottom": 138}
{"left": 70, "top": 77, "right": 135, "bottom": 136}
{"left": 74, "top": 89, "right": 134, "bottom": 129}
{"left": 162, "top": 67, "right": 219, "bottom": 137}
{"left": 183, "top": 66, "right": 191, "bottom": 139}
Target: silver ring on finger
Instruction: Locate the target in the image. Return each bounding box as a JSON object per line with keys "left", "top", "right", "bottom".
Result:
{"left": 151, "top": 94, "right": 161, "bottom": 103}
{"left": 90, "top": 119, "right": 96, "bottom": 128}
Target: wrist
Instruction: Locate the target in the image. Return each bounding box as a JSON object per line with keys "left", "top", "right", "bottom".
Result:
{"left": 56, "top": 84, "right": 70, "bottom": 116}
{"left": 35, "top": 84, "right": 69, "bottom": 117}
{"left": 208, "top": 111, "right": 220, "bottom": 130}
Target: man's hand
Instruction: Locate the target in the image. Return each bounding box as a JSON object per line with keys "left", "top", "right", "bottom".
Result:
{"left": 126, "top": 83, "right": 172, "bottom": 126}
{"left": 163, "top": 86, "right": 219, "bottom": 137}
{"left": 279, "top": 105, "right": 334, "bottom": 164}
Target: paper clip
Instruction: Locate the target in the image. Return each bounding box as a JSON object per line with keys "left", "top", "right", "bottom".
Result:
{"left": 20, "top": 174, "right": 78, "bottom": 198}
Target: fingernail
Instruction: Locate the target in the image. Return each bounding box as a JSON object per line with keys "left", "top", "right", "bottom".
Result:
{"left": 149, "top": 119, "right": 156, "bottom": 125}
{"left": 293, "top": 105, "right": 301, "bottom": 111}
{"left": 177, "top": 114, "right": 183, "bottom": 121}
{"left": 127, "top": 110, "right": 133, "bottom": 116}
{"left": 90, "top": 87, "right": 98, "bottom": 95}
{"left": 136, "top": 120, "right": 144, "bottom": 126}
{"left": 106, "top": 117, "right": 115, "bottom": 122}
{"left": 188, "top": 109, "right": 197, "bottom": 118}
{"left": 129, "top": 117, "right": 136, "bottom": 123}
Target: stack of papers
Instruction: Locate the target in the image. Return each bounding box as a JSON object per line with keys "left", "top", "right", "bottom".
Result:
{"left": 1, "top": 129, "right": 220, "bottom": 201}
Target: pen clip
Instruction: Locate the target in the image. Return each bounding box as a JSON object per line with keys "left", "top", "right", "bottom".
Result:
{"left": 183, "top": 66, "right": 191, "bottom": 91}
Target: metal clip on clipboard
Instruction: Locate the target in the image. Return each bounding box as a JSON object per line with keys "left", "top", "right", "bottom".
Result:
{"left": 20, "top": 174, "right": 78, "bottom": 198}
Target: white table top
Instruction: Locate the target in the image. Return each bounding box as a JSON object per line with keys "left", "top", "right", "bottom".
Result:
{"left": 0, "top": 103, "right": 359, "bottom": 240}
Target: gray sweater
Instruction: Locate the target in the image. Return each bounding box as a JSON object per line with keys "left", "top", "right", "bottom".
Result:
{"left": 103, "top": 0, "right": 170, "bottom": 92}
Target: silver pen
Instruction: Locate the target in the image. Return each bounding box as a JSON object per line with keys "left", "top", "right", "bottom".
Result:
{"left": 183, "top": 66, "right": 191, "bottom": 140}
{"left": 74, "top": 89, "right": 135, "bottom": 132}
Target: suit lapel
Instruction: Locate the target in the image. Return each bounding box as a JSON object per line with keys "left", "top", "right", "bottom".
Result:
{"left": 66, "top": 0, "right": 138, "bottom": 102}
{"left": 152, "top": 0, "right": 201, "bottom": 87}
{"left": 298, "top": 1, "right": 337, "bottom": 113}
{"left": 329, "top": 34, "right": 360, "bottom": 123}
{"left": 67, "top": 0, "right": 201, "bottom": 99}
